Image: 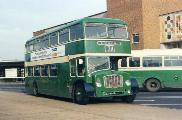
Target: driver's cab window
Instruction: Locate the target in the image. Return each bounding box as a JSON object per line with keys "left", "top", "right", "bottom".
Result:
{"left": 77, "top": 58, "right": 85, "bottom": 76}
{"left": 70, "top": 58, "right": 85, "bottom": 77}
{"left": 70, "top": 59, "right": 76, "bottom": 76}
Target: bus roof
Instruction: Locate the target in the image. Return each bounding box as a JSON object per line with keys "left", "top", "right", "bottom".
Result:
{"left": 131, "top": 49, "right": 182, "bottom": 56}
{"left": 26, "top": 17, "right": 127, "bottom": 44}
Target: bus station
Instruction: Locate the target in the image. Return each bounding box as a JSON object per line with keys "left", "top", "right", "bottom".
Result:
{"left": 0, "top": 59, "right": 24, "bottom": 82}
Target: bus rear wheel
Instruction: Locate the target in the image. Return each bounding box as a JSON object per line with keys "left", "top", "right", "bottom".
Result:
{"left": 145, "top": 79, "right": 161, "bottom": 92}
{"left": 74, "top": 84, "right": 89, "bottom": 105}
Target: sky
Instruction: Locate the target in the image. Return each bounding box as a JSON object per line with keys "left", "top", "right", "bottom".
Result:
{"left": 0, "top": 0, "right": 106, "bottom": 60}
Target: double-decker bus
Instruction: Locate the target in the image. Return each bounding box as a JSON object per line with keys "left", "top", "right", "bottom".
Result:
{"left": 119, "top": 49, "right": 182, "bottom": 92}
{"left": 25, "top": 17, "right": 138, "bottom": 104}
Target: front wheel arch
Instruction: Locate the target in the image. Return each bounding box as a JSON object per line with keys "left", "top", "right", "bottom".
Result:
{"left": 72, "top": 81, "right": 89, "bottom": 105}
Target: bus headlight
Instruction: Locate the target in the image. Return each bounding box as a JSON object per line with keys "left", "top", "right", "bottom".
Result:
{"left": 125, "top": 80, "right": 131, "bottom": 86}
{"left": 96, "top": 78, "right": 102, "bottom": 87}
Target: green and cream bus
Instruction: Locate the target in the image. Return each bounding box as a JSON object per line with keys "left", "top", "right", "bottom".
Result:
{"left": 25, "top": 17, "right": 138, "bottom": 104}
{"left": 119, "top": 49, "right": 182, "bottom": 92}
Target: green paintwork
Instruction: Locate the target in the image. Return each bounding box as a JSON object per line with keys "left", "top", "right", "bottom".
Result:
{"left": 25, "top": 17, "right": 135, "bottom": 100}
{"left": 26, "top": 17, "right": 128, "bottom": 44}
{"left": 25, "top": 40, "right": 131, "bottom": 62}
{"left": 90, "top": 70, "right": 131, "bottom": 97}
{"left": 119, "top": 69, "right": 182, "bottom": 89}
{"left": 65, "top": 40, "right": 131, "bottom": 55}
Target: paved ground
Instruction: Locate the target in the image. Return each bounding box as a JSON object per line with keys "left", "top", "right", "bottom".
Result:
{"left": 135, "top": 92, "right": 182, "bottom": 109}
{"left": 0, "top": 91, "right": 182, "bottom": 120}
{"left": 0, "top": 82, "right": 182, "bottom": 110}
{"left": 0, "top": 82, "right": 182, "bottom": 120}
{"left": 0, "top": 82, "right": 24, "bottom": 92}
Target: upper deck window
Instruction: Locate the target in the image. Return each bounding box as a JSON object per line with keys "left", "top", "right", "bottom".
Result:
{"left": 26, "top": 41, "right": 34, "bottom": 52}
{"left": 108, "top": 24, "right": 128, "bottom": 39}
{"left": 41, "top": 35, "right": 49, "bottom": 48}
{"left": 59, "top": 28, "right": 69, "bottom": 44}
{"left": 50, "top": 32, "right": 58, "bottom": 46}
{"left": 34, "top": 39, "right": 41, "bottom": 50}
{"left": 70, "top": 24, "right": 83, "bottom": 41}
{"left": 85, "top": 23, "right": 107, "bottom": 38}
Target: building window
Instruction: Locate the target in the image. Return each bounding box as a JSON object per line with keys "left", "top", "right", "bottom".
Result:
{"left": 133, "top": 33, "right": 139, "bottom": 43}
{"left": 167, "top": 34, "right": 172, "bottom": 39}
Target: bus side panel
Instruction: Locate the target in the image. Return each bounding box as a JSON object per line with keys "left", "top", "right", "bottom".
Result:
{"left": 126, "top": 70, "right": 182, "bottom": 89}
{"left": 43, "top": 63, "right": 71, "bottom": 98}
{"left": 57, "top": 63, "right": 71, "bottom": 98}
{"left": 25, "top": 77, "right": 34, "bottom": 94}
{"left": 161, "top": 70, "right": 182, "bottom": 88}
{"left": 84, "top": 40, "right": 131, "bottom": 54}
{"left": 25, "top": 77, "right": 46, "bottom": 94}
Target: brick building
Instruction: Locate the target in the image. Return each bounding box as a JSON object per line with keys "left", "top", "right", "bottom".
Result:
{"left": 107, "top": 0, "right": 182, "bottom": 50}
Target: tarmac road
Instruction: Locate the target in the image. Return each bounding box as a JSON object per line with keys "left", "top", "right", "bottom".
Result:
{"left": 135, "top": 92, "right": 182, "bottom": 109}
{"left": 0, "top": 91, "right": 182, "bottom": 120}
{"left": 0, "top": 82, "right": 182, "bottom": 109}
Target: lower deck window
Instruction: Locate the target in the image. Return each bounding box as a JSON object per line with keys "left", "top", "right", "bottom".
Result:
{"left": 34, "top": 66, "right": 40, "bottom": 76}
{"left": 28, "top": 67, "right": 33, "bottom": 76}
{"left": 50, "top": 65, "right": 57, "bottom": 76}
{"left": 41, "top": 65, "right": 49, "bottom": 76}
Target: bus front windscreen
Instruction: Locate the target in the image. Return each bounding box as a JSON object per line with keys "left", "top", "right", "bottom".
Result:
{"left": 88, "top": 57, "right": 110, "bottom": 73}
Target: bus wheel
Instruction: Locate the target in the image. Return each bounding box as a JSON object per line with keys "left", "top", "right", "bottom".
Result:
{"left": 33, "top": 83, "right": 39, "bottom": 96}
{"left": 74, "top": 84, "right": 89, "bottom": 105}
{"left": 145, "top": 79, "right": 161, "bottom": 92}
{"left": 122, "top": 95, "right": 136, "bottom": 103}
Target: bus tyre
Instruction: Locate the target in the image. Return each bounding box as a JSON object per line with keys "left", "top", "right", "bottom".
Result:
{"left": 122, "top": 95, "right": 136, "bottom": 103}
{"left": 33, "top": 83, "right": 39, "bottom": 96}
{"left": 146, "top": 79, "right": 161, "bottom": 92}
{"left": 74, "top": 84, "right": 89, "bottom": 105}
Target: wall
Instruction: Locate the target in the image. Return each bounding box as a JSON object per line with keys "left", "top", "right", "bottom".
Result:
{"left": 142, "top": 0, "right": 182, "bottom": 49}
{"left": 107, "top": 0, "right": 182, "bottom": 49}
{"left": 107, "top": 0, "right": 143, "bottom": 50}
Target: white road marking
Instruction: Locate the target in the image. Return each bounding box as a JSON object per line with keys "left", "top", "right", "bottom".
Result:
{"left": 140, "top": 96, "right": 182, "bottom": 99}
{"left": 134, "top": 100, "right": 155, "bottom": 102}
{"left": 141, "top": 104, "right": 182, "bottom": 106}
